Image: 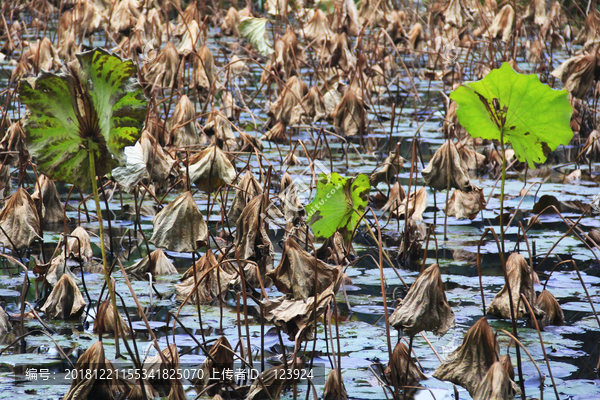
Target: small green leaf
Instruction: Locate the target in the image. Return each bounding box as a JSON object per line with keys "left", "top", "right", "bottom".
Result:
{"left": 306, "top": 173, "right": 370, "bottom": 241}
{"left": 450, "top": 62, "right": 573, "bottom": 168}
{"left": 239, "top": 17, "right": 273, "bottom": 57}
{"left": 19, "top": 48, "right": 147, "bottom": 189}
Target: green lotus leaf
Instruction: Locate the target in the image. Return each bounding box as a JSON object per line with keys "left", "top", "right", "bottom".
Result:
{"left": 19, "top": 48, "right": 147, "bottom": 189}
{"left": 450, "top": 62, "right": 573, "bottom": 168}
{"left": 306, "top": 173, "right": 370, "bottom": 241}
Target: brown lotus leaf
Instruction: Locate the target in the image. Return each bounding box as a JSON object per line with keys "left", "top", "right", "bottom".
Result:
{"left": 167, "top": 95, "right": 199, "bottom": 147}
{"left": 444, "top": 188, "right": 486, "bottom": 220}
{"left": 422, "top": 140, "right": 475, "bottom": 192}
{"left": 487, "top": 253, "right": 544, "bottom": 319}
{"left": 221, "top": 7, "right": 240, "bottom": 36}
{"left": 110, "top": 0, "right": 140, "bottom": 33}
{"left": 540, "top": 1, "right": 566, "bottom": 41}
{"left": 226, "top": 55, "right": 250, "bottom": 79}
{"left": 220, "top": 90, "right": 240, "bottom": 120}
{"left": 32, "top": 175, "right": 64, "bottom": 227}
{"left": 323, "top": 85, "right": 343, "bottom": 116}
{"left": 327, "top": 33, "right": 357, "bottom": 72}
{"left": 380, "top": 182, "right": 406, "bottom": 212}
{"left": 527, "top": 37, "right": 545, "bottom": 64}
{"left": 283, "top": 151, "right": 301, "bottom": 166}
{"left": 145, "top": 42, "right": 180, "bottom": 88}
{"left": 0, "top": 121, "right": 29, "bottom": 167}
{"left": 58, "top": 32, "right": 80, "bottom": 63}
{"left": 93, "top": 299, "right": 132, "bottom": 336}
{"left": 234, "top": 194, "right": 275, "bottom": 286}
{"left": 407, "top": 23, "right": 424, "bottom": 50}
{"left": 185, "top": 145, "right": 236, "bottom": 192}
{"left": 486, "top": 4, "right": 514, "bottom": 42}
{"left": 357, "top": 0, "right": 386, "bottom": 28}
{"left": 130, "top": 12, "right": 162, "bottom": 53}
{"left": 390, "top": 263, "right": 455, "bottom": 336}
{"left": 279, "top": 172, "right": 305, "bottom": 225}
{"left": 127, "top": 248, "right": 177, "bottom": 277}
{"left": 0, "top": 305, "right": 9, "bottom": 334}
{"left": 304, "top": 9, "right": 333, "bottom": 43}
{"left": 370, "top": 151, "right": 404, "bottom": 186}
{"left": 174, "top": 1, "right": 200, "bottom": 35}
{"left": 574, "top": 11, "right": 600, "bottom": 50}
{"left": 499, "top": 354, "right": 514, "bottom": 380}
{"left": 150, "top": 191, "right": 208, "bottom": 252}
{"left": 332, "top": 88, "right": 367, "bottom": 137}
{"left": 443, "top": 0, "right": 476, "bottom": 28}
{"left": 228, "top": 170, "right": 263, "bottom": 222}
{"left": 551, "top": 50, "right": 599, "bottom": 99}
{"left": 1, "top": 21, "right": 21, "bottom": 55}
{"left": 139, "top": 130, "right": 177, "bottom": 183}
{"left": 44, "top": 253, "right": 81, "bottom": 286}
{"left": 66, "top": 226, "right": 94, "bottom": 263}
{"left": 457, "top": 143, "right": 485, "bottom": 170}
{"left": 261, "top": 121, "right": 289, "bottom": 143}
{"left": 142, "top": 343, "right": 186, "bottom": 399}
{"left": 273, "top": 29, "right": 302, "bottom": 78}
{"left": 268, "top": 76, "right": 308, "bottom": 125}
{"left": 203, "top": 110, "right": 237, "bottom": 151}
{"left": 331, "top": 0, "right": 359, "bottom": 36}
{"left": 267, "top": 237, "right": 341, "bottom": 301}
{"left": 0, "top": 188, "right": 41, "bottom": 250}
{"left": 385, "top": 10, "right": 407, "bottom": 44}
{"left": 316, "top": 231, "right": 355, "bottom": 265}
{"left": 193, "top": 45, "right": 219, "bottom": 92}
{"left": 535, "top": 289, "right": 564, "bottom": 327}
{"left": 176, "top": 251, "right": 238, "bottom": 304}
{"left": 177, "top": 20, "right": 203, "bottom": 55}
{"left": 195, "top": 336, "right": 234, "bottom": 391}
{"left": 433, "top": 317, "right": 499, "bottom": 396}
{"left": 525, "top": 0, "right": 547, "bottom": 26}
{"left": 384, "top": 341, "right": 426, "bottom": 389}
{"left": 40, "top": 273, "right": 85, "bottom": 319}
{"left": 473, "top": 361, "right": 520, "bottom": 400}
{"left": 323, "top": 368, "right": 348, "bottom": 400}
{"left": 386, "top": 186, "right": 427, "bottom": 220}
{"left": 246, "top": 358, "right": 305, "bottom": 400}
{"left": 266, "top": 0, "right": 290, "bottom": 16}
{"left": 64, "top": 341, "right": 123, "bottom": 400}
{"left": 290, "top": 86, "right": 327, "bottom": 125}
{"left": 585, "top": 130, "right": 600, "bottom": 160}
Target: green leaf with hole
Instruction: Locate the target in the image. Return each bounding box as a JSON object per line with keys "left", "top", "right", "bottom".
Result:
{"left": 450, "top": 62, "right": 573, "bottom": 169}
{"left": 239, "top": 17, "right": 272, "bottom": 57}
{"left": 306, "top": 173, "right": 370, "bottom": 241}
{"left": 19, "top": 48, "right": 147, "bottom": 189}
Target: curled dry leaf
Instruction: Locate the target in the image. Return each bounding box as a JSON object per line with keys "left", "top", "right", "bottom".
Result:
{"left": 486, "top": 4, "right": 514, "bottom": 43}
{"left": 203, "top": 110, "right": 237, "bottom": 151}
{"left": 0, "top": 121, "right": 29, "bottom": 168}
{"left": 443, "top": 0, "right": 475, "bottom": 28}
{"left": 551, "top": 49, "right": 599, "bottom": 99}
{"left": 167, "top": 95, "right": 199, "bottom": 147}
{"left": 185, "top": 145, "right": 236, "bottom": 192}
{"left": 267, "top": 237, "right": 342, "bottom": 301}
{"left": 177, "top": 20, "right": 202, "bottom": 55}
{"left": 574, "top": 11, "right": 600, "bottom": 50}
{"left": 110, "top": 0, "right": 140, "bottom": 33}
{"left": 332, "top": 88, "right": 368, "bottom": 137}
{"left": 433, "top": 317, "right": 499, "bottom": 396}
{"left": 279, "top": 172, "right": 304, "bottom": 225}
{"left": 457, "top": 143, "right": 485, "bottom": 170}
{"left": 535, "top": 289, "right": 564, "bottom": 327}
{"left": 143, "top": 343, "right": 186, "bottom": 399}
{"left": 127, "top": 248, "right": 177, "bottom": 277}
{"left": 144, "top": 41, "right": 180, "bottom": 88}
{"left": 384, "top": 341, "right": 426, "bottom": 389}
{"left": 32, "top": 174, "right": 64, "bottom": 227}
{"left": 499, "top": 353, "right": 514, "bottom": 380}
{"left": 303, "top": 9, "right": 333, "bottom": 43}
{"left": 66, "top": 226, "right": 93, "bottom": 262}
{"left": 0, "top": 305, "right": 9, "bottom": 334}
{"left": 268, "top": 76, "right": 308, "bottom": 125}
{"left": 150, "top": 191, "right": 208, "bottom": 252}
{"left": 289, "top": 86, "right": 327, "bottom": 125}
{"left": 487, "top": 253, "right": 544, "bottom": 320}
{"left": 316, "top": 231, "right": 356, "bottom": 266}
{"left": 193, "top": 45, "right": 219, "bottom": 92}
{"left": 380, "top": 182, "right": 406, "bottom": 212}
{"left": 196, "top": 336, "right": 234, "bottom": 391}
{"left": 473, "top": 361, "right": 520, "bottom": 400}
{"left": 176, "top": 251, "right": 237, "bottom": 304}
{"left": 0, "top": 187, "right": 41, "bottom": 250}
{"left": 93, "top": 299, "right": 132, "bottom": 336}
{"left": 386, "top": 186, "right": 427, "bottom": 220}
{"left": 444, "top": 187, "right": 486, "bottom": 220}
{"left": 40, "top": 273, "right": 86, "bottom": 319}
{"left": 246, "top": 359, "right": 305, "bottom": 400}
{"left": 221, "top": 7, "right": 240, "bottom": 36}
{"left": 323, "top": 368, "right": 348, "bottom": 400}
{"left": 326, "top": 33, "right": 357, "bottom": 72}
{"left": 261, "top": 121, "right": 288, "bottom": 143}
{"left": 422, "top": 140, "right": 475, "bottom": 192}
{"left": 370, "top": 151, "right": 404, "bottom": 186}
{"left": 228, "top": 170, "right": 263, "bottom": 222}
{"left": 389, "top": 263, "right": 455, "bottom": 336}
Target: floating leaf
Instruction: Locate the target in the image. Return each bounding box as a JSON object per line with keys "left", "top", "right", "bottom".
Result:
{"left": 20, "top": 48, "right": 147, "bottom": 189}
{"left": 239, "top": 17, "right": 272, "bottom": 56}
{"left": 306, "top": 173, "right": 370, "bottom": 241}
{"left": 450, "top": 62, "right": 573, "bottom": 168}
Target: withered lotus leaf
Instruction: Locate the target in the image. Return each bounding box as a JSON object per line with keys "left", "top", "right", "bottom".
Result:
{"left": 316, "top": 231, "right": 355, "bottom": 266}
{"left": 196, "top": 336, "right": 234, "bottom": 390}
{"left": 303, "top": 9, "right": 333, "bottom": 43}
{"left": 444, "top": 188, "right": 486, "bottom": 220}
{"left": 41, "top": 273, "right": 86, "bottom": 319}
{"left": 384, "top": 341, "right": 426, "bottom": 389}
{"left": 144, "top": 42, "right": 179, "bottom": 88}
{"left": 66, "top": 226, "right": 94, "bottom": 262}
{"left": 323, "top": 368, "right": 348, "bottom": 400}
{"left": 221, "top": 7, "right": 240, "bottom": 36}
{"left": 261, "top": 121, "right": 288, "bottom": 143}
{"left": 487, "top": 253, "right": 544, "bottom": 320}
{"left": 380, "top": 182, "right": 406, "bottom": 212}
{"left": 0, "top": 187, "right": 41, "bottom": 250}
{"left": 127, "top": 248, "right": 177, "bottom": 277}
{"left": 142, "top": 343, "right": 186, "bottom": 399}
{"left": 268, "top": 76, "right": 309, "bottom": 125}
{"left": 139, "top": 130, "right": 177, "bottom": 183}
{"left": 202, "top": 110, "right": 237, "bottom": 151}
{"left": 246, "top": 359, "right": 305, "bottom": 400}
{"left": 433, "top": 317, "right": 499, "bottom": 396}
{"left": 289, "top": 86, "right": 327, "bottom": 125}
{"left": 457, "top": 143, "right": 486, "bottom": 170}
{"left": 473, "top": 361, "right": 520, "bottom": 400}
{"left": 279, "top": 172, "right": 304, "bottom": 225}
{"left": 32, "top": 175, "right": 63, "bottom": 227}
{"left": 267, "top": 237, "right": 342, "bottom": 301}
{"left": 185, "top": 145, "right": 236, "bottom": 193}
{"left": 228, "top": 170, "right": 263, "bottom": 222}
{"left": 486, "top": 4, "right": 515, "bottom": 42}
{"left": 535, "top": 289, "right": 564, "bottom": 327}
{"left": 93, "top": 299, "right": 132, "bottom": 336}
{"left": 551, "top": 50, "right": 599, "bottom": 99}
{"left": 177, "top": 20, "right": 202, "bottom": 55}
{"left": 422, "top": 140, "right": 475, "bottom": 192}
{"left": 150, "top": 191, "right": 208, "bottom": 252}
{"left": 176, "top": 251, "right": 237, "bottom": 304}
{"left": 499, "top": 353, "right": 515, "bottom": 380}
{"left": 385, "top": 186, "right": 427, "bottom": 220}
{"left": 0, "top": 305, "right": 9, "bottom": 334}
{"left": 110, "top": 0, "right": 140, "bottom": 33}
{"left": 332, "top": 88, "right": 368, "bottom": 137}
{"left": 389, "top": 263, "right": 455, "bottom": 336}
{"left": 370, "top": 151, "right": 404, "bottom": 186}
{"left": 167, "top": 95, "right": 199, "bottom": 147}
{"left": 193, "top": 45, "right": 219, "bottom": 92}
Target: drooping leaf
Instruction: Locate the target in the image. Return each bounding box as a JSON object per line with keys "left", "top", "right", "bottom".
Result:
{"left": 239, "top": 17, "right": 272, "bottom": 57}
{"left": 19, "top": 48, "right": 147, "bottom": 189}
{"left": 450, "top": 62, "right": 573, "bottom": 168}
{"left": 306, "top": 173, "right": 370, "bottom": 241}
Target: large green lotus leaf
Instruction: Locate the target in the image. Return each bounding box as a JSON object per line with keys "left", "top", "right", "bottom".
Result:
{"left": 19, "top": 48, "right": 147, "bottom": 189}
{"left": 239, "top": 17, "right": 272, "bottom": 57}
{"left": 306, "top": 173, "right": 370, "bottom": 241}
{"left": 450, "top": 62, "right": 573, "bottom": 168}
